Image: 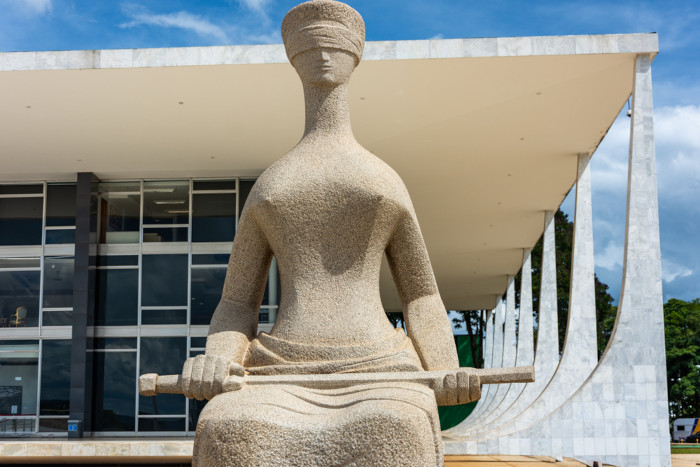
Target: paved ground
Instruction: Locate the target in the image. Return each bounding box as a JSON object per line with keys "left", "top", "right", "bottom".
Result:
{"left": 671, "top": 454, "right": 700, "bottom": 467}
{"left": 444, "top": 456, "right": 587, "bottom": 466}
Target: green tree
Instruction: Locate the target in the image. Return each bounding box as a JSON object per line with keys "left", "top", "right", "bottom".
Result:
{"left": 664, "top": 298, "right": 700, "bottom": 420}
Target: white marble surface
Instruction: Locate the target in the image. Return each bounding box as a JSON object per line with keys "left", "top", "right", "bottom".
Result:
{"left": 445, "top": 54, "right": 670, "bottom": 467}
{"left": 0, "top": 34, "right": 658, "bottom": 72}
{"left": 448, "top": 152, "right": 598, "bottom": 442}
{"left": 0, "top": 439, "right": 193, "bottom": 461}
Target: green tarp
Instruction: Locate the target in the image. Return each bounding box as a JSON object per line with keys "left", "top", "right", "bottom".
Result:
{"left": 437, "top": 334, "right": 479, "bottom": 430}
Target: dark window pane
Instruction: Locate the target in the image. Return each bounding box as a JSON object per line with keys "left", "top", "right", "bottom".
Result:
{"left": 38, "top": 418, "right": 68, "bottom": 432}
{"left": 40, "top": 340, "right": 71, "bottom": 416}
{"left": 0, "top": 258, "right": 40, "bottom": 268}
{"left": 45, "top": 229, "right": 76, "bottom": 244}
{"left": 262, "top": 261, "right": 280, "bottom": 308}
{"left": 0, "top": 270, "right": 40, "bottom": 327}
{"left": 142, "top": 227, "right": 188, "bottom": 243}
{"left": 189, "top": 350, "right": 205, "bottom": 357}
{"left": 189, "top": 399, "right": 207, "bottom": 432}
{"left": 96, "top": 255, "right": 138, "bottom": 267}
{"left": 143, "top": 181, "right": 189, "bottom": 225}
{"left": 0, "top": 184, "right": 43, "bottom": 194}
{"left": 191, "top": 254, "right": 229, "bottom": 265}
{"left": 139, "top": 337, "right": 186, "bottom": 416}
{"left": 94, "top": 338, "right": 137, "bottom": 350}
{"left": 42, "top": 310, "right": 71, "bottom": 326}
{"left": 43, "top": 257, "right": 74, "bottom": 308}
{"left": 190, "top": 268, "right": 226, "bottom": 325}
{"left": 193, "top": 180, "right": 236, "bottom": 191}
{"left": 238, "top": 180, "right": 256, "bottom": 215}
{"left": 142, "top": 255, "right": 187, "bottom": 307}
{"left": 93, "top": 352, "right": 136, "bottom": 431}
{"left": 0, "top": 198, "right": 43, "bottom": 246}
{"left": 0, "top": 342, "right": 38, "bottom": 417}
{"left": 46, "top": 184, "right": 76, "bottom": 227}
{"left": 95, "top": 269, "right": 138, "bottom": 325}
{"left": 189, "top": 337, "right": 207, "bottom": 348}
{"left": 192, "top": 193, "right": 236, "bottom": 243}
{"left": 98, "top": 188, "right": 140, "bottom": 244}
{"left": 139, "top": 417, "right": 185, "bottom": 432}
{"left": 141, "top": 309, "right": 187, "bottom": 325}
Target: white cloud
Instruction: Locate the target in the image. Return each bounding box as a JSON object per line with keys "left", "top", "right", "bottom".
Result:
{"left": 595, "top": 240, "right": 623, "bottom": 271}
{"left": 238, "top": 0, "right": 272, "bottom": 15}
{"left": 662, "top": 259, "right": 693, "bottom": 283}
{"left": 655, "top": 105, "right": 700, "bottom": 150}
{"left": 15, "top": 0, "right": 52, "bottom": 14}
{"left": 120, "top": 4, "right": 230, "bottom": 43}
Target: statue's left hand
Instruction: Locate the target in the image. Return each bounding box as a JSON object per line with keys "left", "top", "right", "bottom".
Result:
{"left": 182, "top": 354, "right": 245, "bottom": 400}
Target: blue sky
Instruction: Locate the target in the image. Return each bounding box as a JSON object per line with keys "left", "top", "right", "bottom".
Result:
{"left": 1, "top": 0, "right": 698, "bottom": 303}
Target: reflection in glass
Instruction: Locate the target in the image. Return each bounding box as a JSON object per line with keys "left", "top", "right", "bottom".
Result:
{"left": 190, "top": 268, "right": 226, "bottom": 325}
{"left": 93, "top": 352, "right": 136, "bottom": 431}
{"left": 142, "top": 255, "right": 187, "bottom": 307}
{"left": 191, "top": 254, "right": 229, "bottom": 265}
{"left": 139, "top": 418, "right": 186, "bottom": 432}
{"left": 238, "top": 180, "right": 255, "bottom": 214}
{"left": 95, "top": 269, "right": 138, "bottom": 326}
{"left": 96, "top": 256, "right": 138, "bottom": 267}
{"left": 46, "top": 184, "right": 76, "bottom": 227}
{"left": 193, "top": 180, "right": 236, "bottom": 191}
{"left": 97, "top": 183, "right": 140, "bottom": 244}
{"left": 40, "top": 340, "right": 71, "bottom": 416}
{"left": 189, "top": 398, "right": 207, "bottom": 432}
{"left": 0, "top": 258, "right": 40, "bottom": 268}
{"left": 94, "top": 338, "right": 137, "bottom": 350}
{"left": 0, "top": 271, "right": 40, "bottom": 327}
{"left": 139, "top": 337, "right": 186, "bottom": 416}
{"left": 38, "top": 418, "right": 68, "bottom": 432}
{"left": 192, "top": 193, "right": 236, "bottom": 242}
{"left": 143, "top": 181, "right": 189, "bottom": 225}
{"left": 141, "top": 309, "right": 187, "bottom": 325}
{"left": 42, "top": 311, "right": 71, "bottom": 326}
{"left": 43, "top": 257, "right": 74, "bottom": 308}
{"left": 0, "top": 197, "right": 43, "bottom": 246}
{"left": 45, "top": 229, "right": 75, "bottom": 245}
{"left": 189, "top": 337, "right": 207, "bottom": 349}
{"left": 142, "top": 227, "right": 188, "bottom": 243}
{"left": 0, "top": 342, "right": 39, "bottom": 427}
{"left": 0, "top": 184, "right": 43, "bottom": 195}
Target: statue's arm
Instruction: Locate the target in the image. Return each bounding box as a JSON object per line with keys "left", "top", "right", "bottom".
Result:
{"left": 206, "top": 210, "right": 272, "bottom": 363}
{"left": 386, "top": 210, "right": 459, "bottom": 371}
{"left": 182, "top": 210, "right": 272, "bottom": 400}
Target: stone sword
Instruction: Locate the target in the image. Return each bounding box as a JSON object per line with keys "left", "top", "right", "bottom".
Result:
{"left": 139, "top": 366, "right": 534, "bottom": 406}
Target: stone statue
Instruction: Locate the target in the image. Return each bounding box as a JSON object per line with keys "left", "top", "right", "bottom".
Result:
{"left": 137, "top": 1, "right": 532, "bottom": 465}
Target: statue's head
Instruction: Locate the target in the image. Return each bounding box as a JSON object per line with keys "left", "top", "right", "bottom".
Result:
{"left": 282, "top": 0, "right": 365, "bottom": 87}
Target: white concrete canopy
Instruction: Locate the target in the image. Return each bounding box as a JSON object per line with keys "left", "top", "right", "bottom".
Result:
{"left": 0, "top": 34, "right": 658, "bottom": 311}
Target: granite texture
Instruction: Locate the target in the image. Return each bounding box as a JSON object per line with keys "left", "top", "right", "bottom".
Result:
{"left": 179, "top": 1, "right": 462, "bottom": 465}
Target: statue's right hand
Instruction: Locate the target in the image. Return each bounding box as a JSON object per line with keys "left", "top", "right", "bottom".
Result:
{"left": 181, "top": 354, "right": 245, "bottom": 401}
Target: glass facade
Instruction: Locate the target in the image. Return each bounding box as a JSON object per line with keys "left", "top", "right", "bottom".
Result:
{"left": 0, "top": 178, "right": 279, "bottom": 437}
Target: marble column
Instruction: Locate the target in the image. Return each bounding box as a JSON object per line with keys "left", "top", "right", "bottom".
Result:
{"left": 463, "top": 300, "right": 505, "bottom": 423}
{"left": 476, "top": 250, "right": 536, "bottom": 434}
{"left": 445, "top": 54, "right": 670, "bottom": 467}
{"left": 446, "top": 151, "right": 598, "bottom": 444}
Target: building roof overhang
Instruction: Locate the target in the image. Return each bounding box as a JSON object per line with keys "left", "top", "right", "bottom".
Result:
{"left": 0, "top": 34, "right": 658, "bottom": 311}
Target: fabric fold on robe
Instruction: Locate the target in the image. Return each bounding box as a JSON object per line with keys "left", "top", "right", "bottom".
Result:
{"left": 245, "top": 328, "right": 424, "bottom": 375}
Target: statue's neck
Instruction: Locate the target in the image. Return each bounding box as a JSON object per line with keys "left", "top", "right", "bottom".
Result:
{"left": 301, "top": 83, "right": 356, "bottom": 145}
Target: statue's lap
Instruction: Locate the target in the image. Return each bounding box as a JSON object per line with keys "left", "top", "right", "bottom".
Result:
{"left": 193, "top": 382, "right": 443, "bottom": 466}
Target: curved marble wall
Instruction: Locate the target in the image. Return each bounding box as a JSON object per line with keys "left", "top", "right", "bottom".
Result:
{"left": 444, "top": 54, "right": 671, "bottom": 467}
